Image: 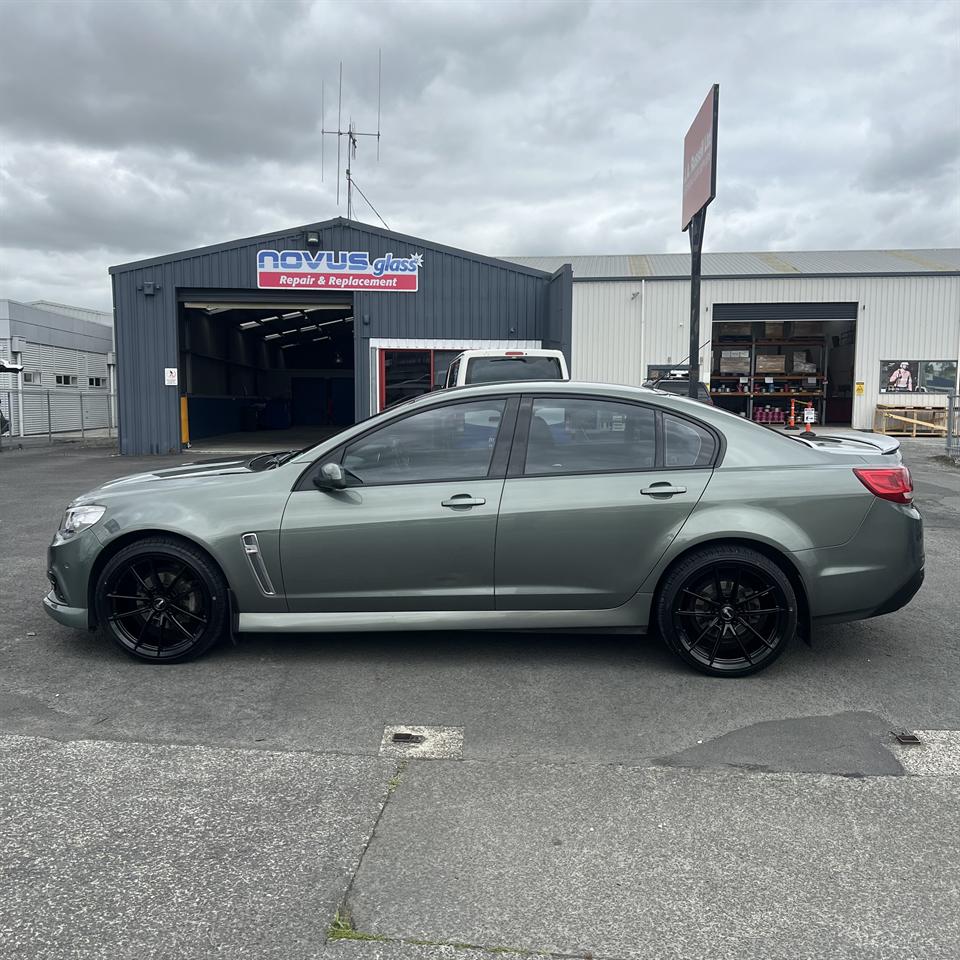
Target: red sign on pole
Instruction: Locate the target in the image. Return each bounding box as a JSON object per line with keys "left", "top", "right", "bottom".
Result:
{"left": 682, "top": 84, "right": 719, "bottom": 231}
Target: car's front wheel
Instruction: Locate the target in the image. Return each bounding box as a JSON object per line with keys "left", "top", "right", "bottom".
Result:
{"left": 656, "top": 545, "right": 797, "bottom": 677}
{"left": 95, "top": 537, "right": 228, "bottom": 663}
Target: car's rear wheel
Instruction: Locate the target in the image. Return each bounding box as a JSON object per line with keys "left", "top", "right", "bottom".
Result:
{"left": 95, "top": 537, "right": 228, "bottom": 663}
{"left": 656, "top": 545, "right": 797, "bottom": 677}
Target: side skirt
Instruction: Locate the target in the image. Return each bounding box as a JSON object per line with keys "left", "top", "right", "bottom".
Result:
{"left": 237, "top": 596, "right": 653, "bottom": 634}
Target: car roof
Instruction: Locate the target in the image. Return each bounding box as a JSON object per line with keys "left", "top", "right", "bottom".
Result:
{"left": 453, "top": 348, "right": 566, "bottom": 358}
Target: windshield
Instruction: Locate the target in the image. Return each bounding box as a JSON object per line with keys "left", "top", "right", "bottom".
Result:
{"left": 465, "top": 355, "right": 563, "bottom": 384}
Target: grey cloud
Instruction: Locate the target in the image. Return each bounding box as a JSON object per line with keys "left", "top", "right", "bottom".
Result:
{"left": 0, "top": 0, "right": 958, "bottom": 310}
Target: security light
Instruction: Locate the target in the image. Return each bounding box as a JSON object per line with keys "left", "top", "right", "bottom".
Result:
{"left": 305, "top": 231, "right": 320, "bottom": 245}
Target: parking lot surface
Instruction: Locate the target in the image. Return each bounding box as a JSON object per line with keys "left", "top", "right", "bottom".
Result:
{"left": 1, "top": 440, "right": 958, "bottom": 958}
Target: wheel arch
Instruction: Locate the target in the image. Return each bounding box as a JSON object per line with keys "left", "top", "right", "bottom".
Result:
{"left": 650, "top": 537, "right": 812, "bottom": 644}
{"left": 86, "top": 529, "right": 233, "bottom": 629}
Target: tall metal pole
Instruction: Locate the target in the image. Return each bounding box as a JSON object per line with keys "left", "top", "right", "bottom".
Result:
{"left": 687, "top": 207, "right": 706, "bottom": 398}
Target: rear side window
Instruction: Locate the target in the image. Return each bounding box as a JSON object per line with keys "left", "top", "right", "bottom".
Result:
{"left": 466, "top": 356, "right": 563, "bottom": 384}
{"left": 663, "top": 413, "right": 716, "bottom": 467}
{"left": 524, "top": 398, "right": 656, "bottom": 475}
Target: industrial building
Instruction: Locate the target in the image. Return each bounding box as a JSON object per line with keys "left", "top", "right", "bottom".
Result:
{"left": 0, "top": 299, "right": 115, "bottom": 437}
{"left": 107, "top": 221, "right": 958, "bottom": 455}
{"left": 509, "top": 249, "right": 960, "bottom": 432}
{"left": 109, "top": 219, "right": 571, "bottom": 455}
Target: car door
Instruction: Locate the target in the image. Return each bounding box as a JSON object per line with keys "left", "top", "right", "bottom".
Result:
{"left": 281, "top": 396, "right": 516, "bottom": 612}
{"left": 494, "top": 395, "right": 716, "bottom": 610}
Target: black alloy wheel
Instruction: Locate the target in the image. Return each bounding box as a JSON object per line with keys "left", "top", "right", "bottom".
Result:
{"left": 657, "top": 545, "right": 797, "bottom": 677}
{"left": 95, "top": 537, "right": 228, "bottom": 663}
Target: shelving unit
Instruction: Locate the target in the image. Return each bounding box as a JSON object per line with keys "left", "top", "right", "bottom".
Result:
{"left": 709, "top": 326, "right": 827, "bottom": 426}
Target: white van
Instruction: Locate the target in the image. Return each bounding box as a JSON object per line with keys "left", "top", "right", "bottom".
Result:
{"left": 443, "top": 349, "right": 569, "bottom": 388}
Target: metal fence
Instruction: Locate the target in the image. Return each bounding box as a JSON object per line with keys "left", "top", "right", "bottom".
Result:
{"left": 947, "top": 395, "right": 960, "bottom": 461}
{"left": 0, "top": 390, "right": 117, "bottom": 449}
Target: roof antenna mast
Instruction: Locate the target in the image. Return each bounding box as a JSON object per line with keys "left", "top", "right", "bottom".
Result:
{"left": 321, "top": 52, "right": 385, "bottom": 224}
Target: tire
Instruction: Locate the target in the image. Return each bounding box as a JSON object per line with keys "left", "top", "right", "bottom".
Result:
{"left": 656, "top": 545, "right": 797, "bottom": 678}
{"left": 94, "top": 536, "right": 229, "bottom": 664}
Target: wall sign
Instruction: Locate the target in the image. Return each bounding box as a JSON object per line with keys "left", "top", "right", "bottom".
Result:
{"left": 879, "top": 360, "right": 957, "bottom": 395}
{"left": 164, "top": 367, "right": 178, "bottom": 386}
{"left": 257, "top": 249, "right": 422, "bottom": 291}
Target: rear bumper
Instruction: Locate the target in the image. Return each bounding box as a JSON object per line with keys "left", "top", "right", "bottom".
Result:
{"left": 800, "top": 499, "right": 924, "bottom": 625}
{"left": 868, "top": 566, "right": 924, "bottom": 619}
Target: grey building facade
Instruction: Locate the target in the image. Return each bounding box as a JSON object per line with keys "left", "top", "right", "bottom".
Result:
{"left": 0, "top": 299, "right": 115, "bottom": 437}
{"left": 110, "top": 218, "right": 572, "bottom": 455}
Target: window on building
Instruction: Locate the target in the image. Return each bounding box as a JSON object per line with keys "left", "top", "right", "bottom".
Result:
{"left": 88, "top": 377, "right": 107, "bottom": 388}
{"left": 55, "top": 375, "right": 78, "bottom": 387}
{"left": 22, "top": 371, "right": 41, "bottom": 384}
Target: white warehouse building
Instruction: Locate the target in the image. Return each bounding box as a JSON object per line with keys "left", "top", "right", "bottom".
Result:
{"left": 508, "top": 249, "right": 960, "bottom": 432}
{"left": 0, "top": 299, "right": 116, "bottom": 438}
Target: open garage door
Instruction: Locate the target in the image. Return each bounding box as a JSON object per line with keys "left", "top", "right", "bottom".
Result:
{"left": 178, "top": 296, "right": 355, "bottom": 450}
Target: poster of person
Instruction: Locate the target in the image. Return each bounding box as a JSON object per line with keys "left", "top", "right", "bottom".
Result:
{"left": 879, "top": 360, "right": 919, "bottom": 393}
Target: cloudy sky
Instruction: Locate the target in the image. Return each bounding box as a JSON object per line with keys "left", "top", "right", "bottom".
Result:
{"left": 1, "top": 0, "right": 958, "bottom": 311}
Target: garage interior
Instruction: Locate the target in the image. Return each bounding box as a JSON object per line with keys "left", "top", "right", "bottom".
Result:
{"left": 709, "top": 303, "right": 858, "bottom": 426}
{"left": 178, "top": 297, "right": 355, "bottom": 446}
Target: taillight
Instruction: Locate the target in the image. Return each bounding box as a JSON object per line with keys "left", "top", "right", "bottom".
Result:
{"left": 853, "top": 466, "right": 913, "bottom": 504}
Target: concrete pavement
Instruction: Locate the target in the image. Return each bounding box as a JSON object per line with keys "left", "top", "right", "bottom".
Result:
{"left": 1, "top": 439, "right": 958, "bottom": 958}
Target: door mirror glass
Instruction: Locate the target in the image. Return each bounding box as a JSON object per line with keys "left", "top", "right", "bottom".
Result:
{"left": 314, "top": 461, "right": 347, "bottom": 490}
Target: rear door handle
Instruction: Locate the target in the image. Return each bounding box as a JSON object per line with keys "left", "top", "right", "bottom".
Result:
{"left": 640, "top": 483, "right": 687, "bottom": 497}
{"left": 441, "top": 495, "right": 487, "bottom": 508}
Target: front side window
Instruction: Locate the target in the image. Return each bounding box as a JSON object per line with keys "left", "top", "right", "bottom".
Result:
{"left": 524, "top": 398, "right": 656, "bottom": 475}
{"left": 343, "top": 399, "right": 507, "bottom": 485}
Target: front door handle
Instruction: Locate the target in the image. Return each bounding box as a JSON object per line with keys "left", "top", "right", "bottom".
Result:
{"left": 640, "top": 483, "right": 687, "bottom": 497}
{"left": 441, "top": 495, "right": 487, "bottom": 508}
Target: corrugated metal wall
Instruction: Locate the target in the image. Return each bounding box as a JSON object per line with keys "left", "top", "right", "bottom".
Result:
{"left": 0, "top": 340, "right": 112, "bottom": 436}
{"left": 111, "top": 219, "right": 563, "bottom": 455}
{"left": 572, "top": 275, "right": 960, "bottom": 429}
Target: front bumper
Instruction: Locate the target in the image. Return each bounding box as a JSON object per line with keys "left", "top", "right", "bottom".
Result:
{"left": 42, "top": 590, "right": 91, "bottom": 630}
{"left": 44, "top": 526, "right": 103, "bottom": 630}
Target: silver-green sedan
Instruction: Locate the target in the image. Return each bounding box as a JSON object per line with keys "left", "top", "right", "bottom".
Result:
{"left": 43, "top": 382, "right": 924, "bottom": 676}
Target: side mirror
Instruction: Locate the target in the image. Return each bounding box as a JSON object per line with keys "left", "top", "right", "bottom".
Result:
{"left": 314, "top": 461, "right": 347, "bottom": 491}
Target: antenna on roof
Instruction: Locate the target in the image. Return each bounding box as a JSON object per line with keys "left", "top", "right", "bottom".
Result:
{"left": 321, "top": 53, "right": 385, "bottom": 223}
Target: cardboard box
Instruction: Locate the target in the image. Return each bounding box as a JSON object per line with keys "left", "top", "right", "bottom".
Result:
{"left": 755, "top": 354, "right": 786, "bottom": 373}
{"left": 720, "top": 350, "right": 750, "bottom": 374}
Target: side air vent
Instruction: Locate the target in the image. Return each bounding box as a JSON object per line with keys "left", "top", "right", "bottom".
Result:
{"left": 241, "top": 533, "right": 277, "bottom": 596}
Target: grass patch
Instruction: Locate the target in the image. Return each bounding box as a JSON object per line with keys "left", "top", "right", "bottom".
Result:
{"left": 326, "top": 909, "right": 387, "bottom": 942}
{"left": 387, "top": 759, "right": 408, "bottom": 793}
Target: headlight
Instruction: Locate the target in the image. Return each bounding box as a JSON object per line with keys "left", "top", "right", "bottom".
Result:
{"left": 56, "top": 504, "right": 106, "bottom": 542}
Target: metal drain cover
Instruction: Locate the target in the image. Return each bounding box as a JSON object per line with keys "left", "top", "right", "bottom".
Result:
{"left": 379, "top": 724, "right": 464, "bottom": 759}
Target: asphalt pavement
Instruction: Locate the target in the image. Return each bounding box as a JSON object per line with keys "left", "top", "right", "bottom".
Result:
{"left": 1, "top": 438, "right": 958, "bottom": 959}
